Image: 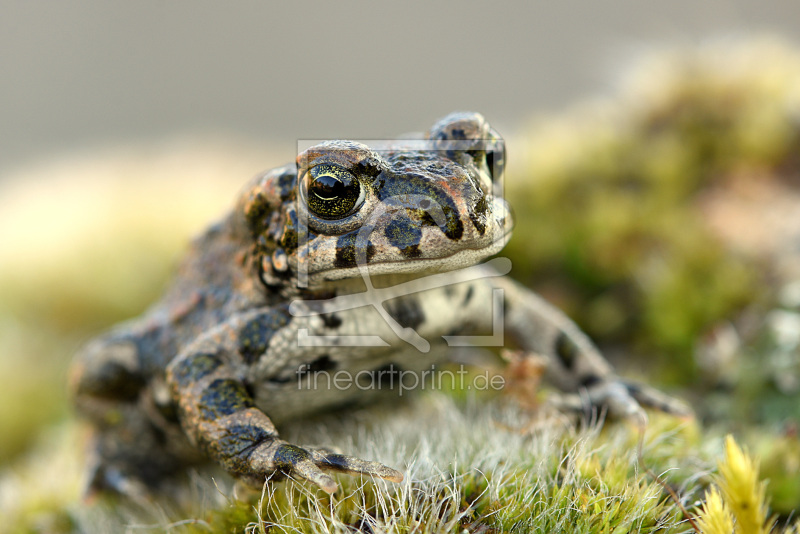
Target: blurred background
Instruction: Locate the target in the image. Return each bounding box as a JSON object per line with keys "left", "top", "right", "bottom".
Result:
{"left": 4, "top": 0, "right": 800, "bottom": 175}
{"left": 3, "top": 0, "right": 800, "bottom": 529}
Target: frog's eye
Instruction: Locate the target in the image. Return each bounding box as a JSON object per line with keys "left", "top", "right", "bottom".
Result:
{"left": 302, "top": 164, "right": 363, "bottom": 220}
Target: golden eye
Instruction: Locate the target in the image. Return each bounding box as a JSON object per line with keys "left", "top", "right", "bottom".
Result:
{"left": 302, "top": 164, "right": 362, "bottom": 219}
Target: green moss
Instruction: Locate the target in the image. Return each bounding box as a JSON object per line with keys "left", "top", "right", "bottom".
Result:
{"left": 757, "top": 433, "right": 800, "bottom": 516}
{"left": 4, "top": 393, "right": 714, "bottom": 533}
{"left": 504, "top": 42, "right": 800, "bottom": 380}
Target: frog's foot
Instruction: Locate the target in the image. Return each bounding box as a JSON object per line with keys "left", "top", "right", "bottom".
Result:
{"left": 548, "top": 378, "right": 693, "bottom": 427}
{"left": 251, "top": 441, "right": 404, "bottom": 494}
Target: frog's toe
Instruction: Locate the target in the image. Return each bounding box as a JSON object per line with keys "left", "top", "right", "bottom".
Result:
{"left": 588, "top": 380, "right": 649, "bottom": 427}
{"left": 265, "top": 442, "right": 403, "bottom": 493}
{"left": 621, "top": 380, "right": 694, "bottom": 419}
{"left": 307, "top": 447, "right": 404, "bottom": 483}
{"left": 547, "top": 378, "right": 691, "bottom": 427}
{"left": 547, "top": 381, "right": 645, "bottom": 426}
{"left": 289, "top": 456, "right": 340, "bottom": 494}
{"left": 267, "top": 442, "right": 338, "bottom": 493}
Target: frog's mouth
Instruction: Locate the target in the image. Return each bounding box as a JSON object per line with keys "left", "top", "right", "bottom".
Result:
{"left": 293, "top": 196, "right": 513, "bottom": 286}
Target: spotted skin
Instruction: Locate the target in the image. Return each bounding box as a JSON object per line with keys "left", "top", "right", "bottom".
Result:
{"left": 237, "top": 309, "right": 291, "bottom": 364}
{"left": 169, "top": 352, "right": 223, "bottom": 389}
{"left": 70, "top": 112, "right": 689, "bottom": 498}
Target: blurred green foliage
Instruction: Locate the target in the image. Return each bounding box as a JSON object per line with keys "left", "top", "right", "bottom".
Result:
{"left": 505, "top": 41, "right": 800, "bottom": 381}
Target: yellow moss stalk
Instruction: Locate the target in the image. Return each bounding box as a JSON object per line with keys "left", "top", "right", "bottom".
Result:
{"left": 718, "top": 435, "right": 773, "bottom": 534}
{"left": 696, "top": 435, "right": 775, "bottom": 534}
{"left": 695, "top": 487, "right": 734, "bottom": 534}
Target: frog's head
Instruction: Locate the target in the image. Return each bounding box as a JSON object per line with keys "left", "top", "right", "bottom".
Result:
{"left": 241, "top": 112, "right": 512, "bottom": 289}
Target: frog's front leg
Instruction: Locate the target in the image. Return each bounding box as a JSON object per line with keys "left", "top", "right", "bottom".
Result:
{"left": 489, "top": 276, "right": 691, "bottom": 423}
{"left": 165, "top": 308, "right": 403, "bottom": 494}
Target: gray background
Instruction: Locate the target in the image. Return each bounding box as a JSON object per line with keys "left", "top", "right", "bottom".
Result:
{"left": 2, "top": 0, "right": 800, "bottom": 175}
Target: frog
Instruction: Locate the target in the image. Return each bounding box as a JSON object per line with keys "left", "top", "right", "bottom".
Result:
{"left": 69, "top": 112, "right": 689, "bottom": 497}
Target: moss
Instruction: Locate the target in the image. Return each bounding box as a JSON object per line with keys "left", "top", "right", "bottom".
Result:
{"left": 504, "top": 40, "right": 800, "bottom": 381}
{"left": 695, "top": 435, "right": 776, "bottom": 534}
{"left": 2, "top": 393, "right": 713, "bottom": 533}
{"left": 756, "top": 433, "right": 800, "bottom": 516}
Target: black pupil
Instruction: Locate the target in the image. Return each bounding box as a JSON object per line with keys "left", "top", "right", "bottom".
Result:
{"left": 312, "top": 174, "right": 344, "bottom": 199}
{"left": 304, "top": 164, "right": 361, "bottom": 220}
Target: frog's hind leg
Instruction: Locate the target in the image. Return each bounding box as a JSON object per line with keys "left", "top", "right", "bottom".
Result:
{"left": 486, "top": 276, "right": 692, "bottom": 422}
{"left": 71, "top": 336, "right": 192, "bottom": 500}
{"left": 544, "top": 378, "right": 692, "bottom": 428}
{"left": 79, "top": 401, "right": 189, "bottom": 502}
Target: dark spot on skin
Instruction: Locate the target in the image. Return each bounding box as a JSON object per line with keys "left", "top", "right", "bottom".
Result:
{"left": 419, "top": 212, "right": 437, "bottom": 227}
{"left": 419, "top": 199, "right": 431, "bottom": 209}
{"left": 462, "top": 285, "right": 474, "bottom": 306}
{"left": 444, "top": 285, "right": 455, "bottom": 298}
{"left": 469, "top": 196, "right": 489, "bottom": 235}
{"left": 199, "top": 379, "right": 254, "bottom": 420}
{"left": 81, "top": 361, "right": 146, "bottom": 401}
{"left": 401, "top": 244, "right": 421, "bottom": 258}
{"left": 242, "top": 380, "right": 257, "bottom": 399}
{"left": 155, "top": 397, "right": 180, "bottom": 424}
{"left": 555, "top": 332, "right": 579, "bottom": 370}
{"left": 277, "top": 169, "right": 296, "bottom": 201}
{"left": 238, "top": 311, "right": 291, "bottom": 364}
{"left": 297, "top": 355, "right": 337, "bottom": 379}
{"left": 376, "top": 168, "right": 464, "bottom": 241}
{"left": 320, "top": 313, "right": 342, "bottom": 329}
{"left": 214, "top": 424, "right": 274, "bottom": 474}
{"left": 486, "top": 145, "right": 505, "bottom": 180}
{"left": 440, "top": 205, "right": 464, "bottom": 240}
{"left": 384, "top": 216, "right": 423, "bottom": 258}
{"left": 355, "top": 156, "right": 384, "bottom": 177}
{"left": 278, "top": 207, "right": 300, "bottom": 251}
{"left": 580, "top": 374, "right": 602, "bottom": 388}
{"left": 244, "top": 198, "right": 269, "bottom": 234}
{"left": 274, "top": 443, "right": 312, "bottom": 471}
{"left": 334, "top": 232, "right": 376, "bottom": 268}
{"left": 620, "top": 380, "right": 640, "bottom": 395}
{"left": 384, "top": 297, "right": 425, "bottom": 330}
{"left": 502, "top": 297, "right": 512, "bottom": 319}
{"left": 244, "top": 168, "right": 296, "bottom": 235}
{"left": 237, "top": 323, "right": 266, "bottom": 364}
{"left": 170, "top": 352, "right": 222, "bottom": 389}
